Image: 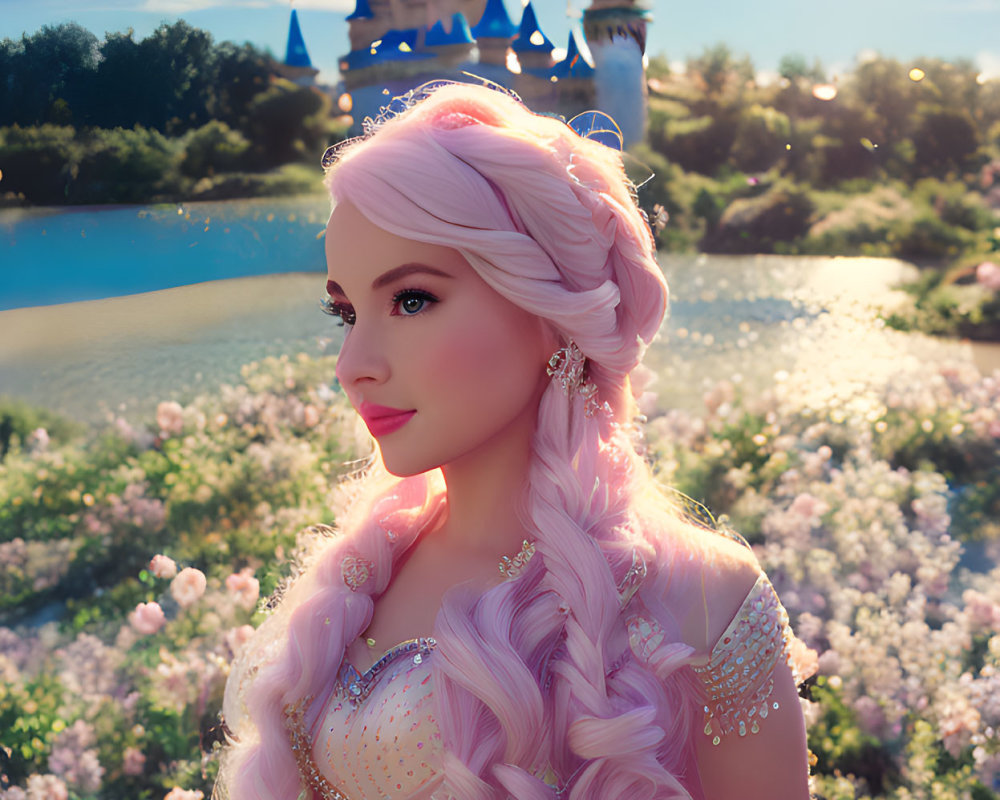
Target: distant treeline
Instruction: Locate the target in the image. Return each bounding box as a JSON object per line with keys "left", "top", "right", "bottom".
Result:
{"left": 0, "top": 21, "right": 343, "bottom": 204}
{"left": 1, "top": 24, "right": 998, "bottom": 269}
{"left": 636, "top": 48, "right": 1000, "bottom": 261}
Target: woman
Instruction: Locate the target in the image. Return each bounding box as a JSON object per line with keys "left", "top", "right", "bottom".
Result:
{"left": 218, "top": 81, "right": 811, "bottom": 800}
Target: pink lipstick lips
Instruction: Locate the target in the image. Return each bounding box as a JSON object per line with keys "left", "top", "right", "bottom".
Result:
{"left": 359, "top": 402, "right": 416, "bottom": 437}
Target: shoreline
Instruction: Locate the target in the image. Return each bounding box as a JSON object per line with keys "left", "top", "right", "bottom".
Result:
{"left": 0, "top": 272, "right": 325, "bottom": 363}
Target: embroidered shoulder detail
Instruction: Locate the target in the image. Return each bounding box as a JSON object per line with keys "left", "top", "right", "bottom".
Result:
{"left": 693, "top": 573, "right": 792, "bottom": 746}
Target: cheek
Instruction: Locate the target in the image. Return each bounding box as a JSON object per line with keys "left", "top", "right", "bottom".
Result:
{"left": 425, "top": 315, "right": 544, "bottom": 396}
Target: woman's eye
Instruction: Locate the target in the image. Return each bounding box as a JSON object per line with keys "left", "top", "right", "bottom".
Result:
{"left": 392, "top": 290, "right": 437, "bottom": 317}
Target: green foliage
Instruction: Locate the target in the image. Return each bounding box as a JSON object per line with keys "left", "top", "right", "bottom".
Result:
{"left": 729, "top": 103, "right": 792, "bottom": 173}
{"left": 0, "top": 673, "right": 65, "bottom": 784}
{"left": 703, "top": 184, "right": 815, "bottom": 253}
{"left": 180, "top": 120, "right": 251, "bottom": 178}
{"left": 911, "top": 105, "right": 982, "bottom": 177}
{"left": 245, "top": 80, "right": 331, "bottom": 169}
{"left": 70, "top": 126, "right": 182, "bottom": 204}
{"left": 808, "top": 677, "right": 895, "bottom": 796}
{"left": 888, "top": 212, "right": 974, "bottom": 262}
{"left": 0, "top": 124, "right": 78, "bottom": 204}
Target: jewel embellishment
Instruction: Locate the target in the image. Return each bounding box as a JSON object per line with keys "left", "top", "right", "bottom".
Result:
{"left": 341, "top": 553, "right": 375, "bottom": 592}
{"left": 498, "top": 539, "right": 536, "bottom": 579}
{"left": 546, "top": 340, "right": 602, "bottom": 417}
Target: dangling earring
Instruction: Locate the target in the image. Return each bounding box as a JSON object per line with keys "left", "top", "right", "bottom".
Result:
{"left": 546, "top": 340, "right": 602, "bottom": 417}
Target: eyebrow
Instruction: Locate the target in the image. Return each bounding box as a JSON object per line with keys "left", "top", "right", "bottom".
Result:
{"left": 326, "top": 263, "right": 454, "bottom": 297}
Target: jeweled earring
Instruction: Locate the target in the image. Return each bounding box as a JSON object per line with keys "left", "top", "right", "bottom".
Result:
{"left": 546, "top": 340, "right": 602, "bottom": 417}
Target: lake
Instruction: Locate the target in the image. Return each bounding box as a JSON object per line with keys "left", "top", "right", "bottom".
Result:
{"left": 1, "top": 198, "right": 996, "bottom": 424}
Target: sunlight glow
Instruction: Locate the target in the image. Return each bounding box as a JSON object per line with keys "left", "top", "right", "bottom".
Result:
{"left": 529, "top": 30, "right": 545, "bottom": 46}
{"left": 909, "top": 68, "right": 925, "bottom": 82}
{"left": 812, "top": 84, "right": 838, "bottom": 101}
{"left": 506, "top": 50, "right": 522, "bottom": 73}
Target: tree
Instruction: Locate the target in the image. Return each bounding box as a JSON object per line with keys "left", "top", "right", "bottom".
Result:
{"left": 911, "top": 105, "right": 981, "bottom": 177}
{"left": 0, "top": 24, "right": 98, "bottom": 126}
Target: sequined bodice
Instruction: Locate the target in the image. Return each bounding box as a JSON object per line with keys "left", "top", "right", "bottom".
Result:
{"left": 315, "top": 638, "right": 444, "bottom": 800}
{"left": 288, "top": 574, "right": 798, "bottom": 800}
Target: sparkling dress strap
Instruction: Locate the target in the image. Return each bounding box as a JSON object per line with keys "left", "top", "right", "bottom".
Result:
{"left": 692, "top": 573, "right": 793, "bottom": 746}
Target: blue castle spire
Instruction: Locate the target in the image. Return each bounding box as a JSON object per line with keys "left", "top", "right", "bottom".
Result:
{"left": 512, "top": 1, "right": 554, "bottom": 52}
{"left": 425, "top": 13, "right": 475, "bottom": 46}
{"left": 284, "top": 9, "right": 312, "bottom": 67}
{"left": 551, "top": 28, "right": 594, "bottom": 78}
{"left": 346, "top": 0, "right": 374, "bottom": 21}
{"left": 471, "top": 0, "right": 517, "bottom": 40}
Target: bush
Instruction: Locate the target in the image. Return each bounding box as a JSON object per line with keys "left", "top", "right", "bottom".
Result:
{"left": 729, "top": 103, "right": 792, "bottom": 174}
{"left": 66, "top": 125, "right": 181, "bottom": 204}
{"left": 180, "top": 120, "right": 250, "bottom": 178}
{"left": 702, "top": 184, "right": 815, "bottom": 253}
{"left": 888, "top": 212, "right": 973, "bottom": 262}
{"left": 0, "top": 125, "right": 78, "bottom": 204}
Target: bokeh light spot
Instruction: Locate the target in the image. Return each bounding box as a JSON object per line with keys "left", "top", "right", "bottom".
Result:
{"left": 909, "top": 68, "right": 925, "bottom": 82}
{"left": 338, "top": 93, "right": 353, "bottom": 113}
{"left": 812, "top": 84, "right": 838, "bottom": 101}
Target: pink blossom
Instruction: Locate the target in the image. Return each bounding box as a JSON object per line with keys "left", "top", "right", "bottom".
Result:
{"left": 789, "top": 493, "right": 830, "bottom": 522}
{"left": 303, "top": 404, "right": 321, "bottom": 427}
{"left": 163, "top": 789, "right": 204, "bottom": 800}
{"left": 787, "top": 637, "right": 819, "bottom": 683}
{"left": 26, "top": 428, "right": 49, "bottom": 452}
{"left": 853, "top": 696, "right": 886, "bottom": 737}
{"left": 130, "top": 602, "right": 166, "bottom": 635}
{"left": 122, "top": 747, "right": 145, "bottom": 776}
{"left": 225, "top": 568, "right": 260, "bottom": 611}
{"left": 156, "top": 401, "right": 184, "bottom": 437}
{"left": 963, "top": 589, "right": 1000, "bottom": 632}
{"left": 989, "top": 419, "right": 1000, "bottom": 438}
{"left": 148, "top": 554, "right": 178, "bottom": 580}
{"left": 24, "top": 774, "right": 68, "bottom": 800}
{"left": 225, "top": 624, "right": 256, "bottom": 656}
{"left": 170, "top": 567, "right": 206, "bottom": 608}
{"left": 976, "top": 261, "right": 1000, "bottom": 291}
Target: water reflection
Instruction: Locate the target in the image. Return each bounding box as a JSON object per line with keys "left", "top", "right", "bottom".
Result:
{"left": 1, "top": 246, "right": 992, "bottom": 425}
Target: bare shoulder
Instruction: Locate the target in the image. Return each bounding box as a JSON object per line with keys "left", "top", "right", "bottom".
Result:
{"left": 650, "top": 519, "right": 763, "bottom": 656}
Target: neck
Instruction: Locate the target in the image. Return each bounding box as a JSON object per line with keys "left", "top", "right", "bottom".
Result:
{"left": 434, "top": 399, "right": 539, "bottom": 561}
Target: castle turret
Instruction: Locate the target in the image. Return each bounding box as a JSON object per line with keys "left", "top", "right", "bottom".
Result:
{"left": 471, "top": 0, "right": 516, "bottom": 66}
{"left": 511, "top": 1, "right": 554, "bottom": 73}
{"left": 425, "top": 12, "right": 476, "bottom": 67}
{"left": 582, "top": 0, "right": 651, "bottom": 144}
{"left": 276, "top": 9, "right": 319, "bottom": 85}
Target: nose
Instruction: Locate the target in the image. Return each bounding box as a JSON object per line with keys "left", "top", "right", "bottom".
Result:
{"left": 334, "top": 325, "right": 390, "bottom": 389}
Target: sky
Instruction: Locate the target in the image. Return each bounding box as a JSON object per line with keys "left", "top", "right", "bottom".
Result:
{"left": 1, "top": 0, "right": 999, "bottom": 87}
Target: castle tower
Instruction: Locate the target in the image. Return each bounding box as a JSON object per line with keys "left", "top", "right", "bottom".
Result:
{"left": 582, "top": 0, "right": 651, "bottom": 145}
{"left": 511, "top": 1, "right": 554, "bottom": 73}
{"left": 471, "top": 0, "right": 517, "bottom": 66}
{"left": 550, "top": 27, "right": 596, "bottom": 118}
{"left": 277, "top": 9, "right": 320, "bottom": 85}
{"left": 425, "top": 12, "right": 477, "bottom": 68}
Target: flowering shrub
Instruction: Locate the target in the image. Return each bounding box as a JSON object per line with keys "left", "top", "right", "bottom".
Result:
{"left": 1, "top": 351, "right": 998, "bottom": 798}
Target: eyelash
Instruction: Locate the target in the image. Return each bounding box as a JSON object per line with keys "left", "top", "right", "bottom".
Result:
{"left": 320, "top": 288, "right": 438, "bottom": 327}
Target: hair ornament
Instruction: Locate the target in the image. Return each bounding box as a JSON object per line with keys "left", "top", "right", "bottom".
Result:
{"left": 567, "top": 109, "right": 624, "bottom": 151}
{"left": 341, "top": 553, "right": 375, "bottom": 591}
{"left": 546, "top": 340, "right": 604, "bottom": 417}
{"left": 321, "top": 75, "right": 522, "bottom": 169}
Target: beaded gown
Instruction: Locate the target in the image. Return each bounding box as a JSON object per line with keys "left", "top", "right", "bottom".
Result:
{"left": 280, "top": 523, "right": 802, "bottom": 800}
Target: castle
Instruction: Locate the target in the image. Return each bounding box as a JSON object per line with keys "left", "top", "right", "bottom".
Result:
{"left": 278, "top": 0, "right": 653, "bottom": 145}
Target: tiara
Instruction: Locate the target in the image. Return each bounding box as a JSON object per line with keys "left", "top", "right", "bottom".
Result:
{"left": 320, "top": 77, "right": 666, "bottom": 236}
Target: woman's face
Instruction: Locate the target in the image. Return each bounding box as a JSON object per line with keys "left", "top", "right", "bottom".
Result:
{"left": 325, "top": 200, "right": 555, "bottom": 477}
